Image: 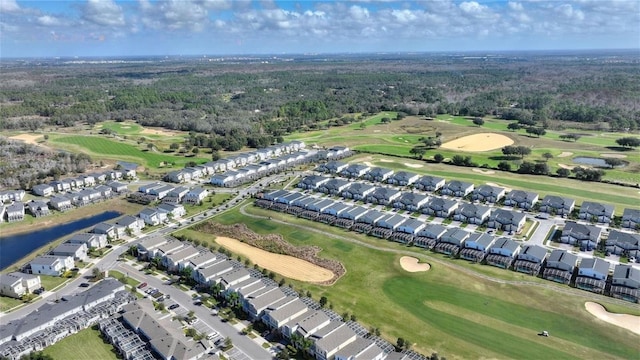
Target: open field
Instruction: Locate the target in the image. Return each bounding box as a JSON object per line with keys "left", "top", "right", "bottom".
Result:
{"left": 204, "top": 205, "right": 640, "bottom": 359}
{"left": 440, "top": 133, "right": 514, "bottom": 152}
{"left": 9, "top": 133, "right": 43, "bottom": 145}
{"left": 585, "top": 302, "right": 640, "bottom": 335}
{"left": 286, "top": 113, "right": 640, "bottom": 184}
{"left": 350, "top": 153, "right": 639, "bottom": 213}
{"left": 42, "top": 325, "right": 118, "bottom": 360}
{"left": 214, "top": 236, "right": 334, "bottom": 283}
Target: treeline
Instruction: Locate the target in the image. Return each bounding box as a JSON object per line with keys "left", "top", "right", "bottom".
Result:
{"left": 1, "top": 55, "right": 639, "bottom": 148}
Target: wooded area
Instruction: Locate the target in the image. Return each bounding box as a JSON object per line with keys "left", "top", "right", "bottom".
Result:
{"left": 1, "top": 51, "right": 638, "bottom": 153}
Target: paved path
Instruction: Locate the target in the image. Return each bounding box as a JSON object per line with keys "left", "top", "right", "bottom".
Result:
{"left": 239, "top": 203, "right": 638, "bottom": 308}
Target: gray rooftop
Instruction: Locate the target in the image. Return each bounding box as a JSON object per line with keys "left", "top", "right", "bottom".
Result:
{"left": 517, "top": 245, "right": 548, "bottom": 262}
{"left": 547, "top": 249, "right": 578, "bottom": 269}
{"left": 490, "top": 237, "right": 520, "bottom": 253}
{"left": 612, "top": 265, "right": 640, "bottom": 286}
{"left": 579, "top": 258, "right": 610, "bottom": 276}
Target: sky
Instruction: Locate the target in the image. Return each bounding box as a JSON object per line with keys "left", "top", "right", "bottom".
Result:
{"left": 1, "top": 0, "right": 639, "bottom": 58}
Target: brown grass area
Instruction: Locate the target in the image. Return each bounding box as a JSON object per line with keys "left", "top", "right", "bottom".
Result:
{"left": 585, "top": 302, "right": 640, "bottom": 335}
{"left": 399, "top": 256, "right": 430, "bottom": 272}
{"left": 140, "top": 127, "right": 183, "bottom": 137}
{"left": 193, "top": 222, "right": 345, "bottom": 284}
{"left": 215, "top": 236, "right": 334, "bottom": 283}
{"left": 9, "top": 133, "right": 43, "bottom": 145}
{"left": 441, "top": 133, "right": 514, "bottom": 152}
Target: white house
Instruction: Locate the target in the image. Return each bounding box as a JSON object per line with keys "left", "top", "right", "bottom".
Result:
{"left": 184, "top": 187, "right": 208, "bottom": 204}
{"left": 0, "top": 273, "right": 41, "bottom": 299}
{"left": 68, "top": 232, "right": 108, "bottom": 249}
{"left": 32, "top": 184, "right": 54, "bottom": 197}
{"left": 51, "top": 242, "right": 88, "bottom": 262}
{"left": 138, "top": 208, "right": 167, "bottom": 226}
{"left": 115, "top": 215, "right": 146, "bottom": 234}
{"left": 29, "top": 255, "right": 74, "bottom": 276}
{"left": 157, "top": 203, "right": 186, "bottom": 219}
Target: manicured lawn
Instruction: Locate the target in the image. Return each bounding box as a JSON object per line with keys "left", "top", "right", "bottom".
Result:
{"left": 190, "top": 205, "right": 640, "bottom": 359}
{"left": 42, "top": 325, "right": 118, "bottom": 360}
{"left": 40, "top": 275, "right": 69, "bottom": 291}
{"left": 99, "top": 121, "right": 143, "bottom": 135}
{"left": 109, "top": 270, "right": 140, "bottom": 287}
{"left": 0, "top": 296, "right": 25, "bottom": 312}
{"left": 51, "top": 135, "right": 204, "bottom": 169}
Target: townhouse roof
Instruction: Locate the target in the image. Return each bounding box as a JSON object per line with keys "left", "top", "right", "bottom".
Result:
{"left": 344, "top": 206, "right": 369, "bottom": 219}
{"left": 314, "top": 324, "right": 357, "bottom": 354}
{"left": 187, "top": 251, "right": 219, "bottom": 269}
{"left": 370, "top": 186, "right": 401, "bottom": 200}
{"left": 427, "top": 197, "right": 458, "bottom": 210}
{"left": 579, "top": 257, "right": 610, "bottom": 275}
{"left": 220, "top": 267, "right": 251, "bottom": 285}
{"left": 563, "top": 221, "right": 602, "bottom": 241}
{"left": 416, "top": 175, "right": 445, "bottom": 186}
{"left": 366, "top": 167, "right": 394, "bottom": 177}
{"left": 418, "top": 223, "right": 448, "bottom": 237}
{"left": 165, "top": 245, "right": 199, "bottom": 263}
{"left": 344, "top": 182, "right": 375, "bottom": 195}
{"left": 464, "top": 232, "right": 496, "bottom": 249}
{"left": 138, "top": 236, "right": 170, "bottom": 251}
{"left": 490, "top": 209, "right": 526, "bottom": 225}
{"left": 580, "top": 201, "right": 615, "bottom": 218}
{"left": 398, "top": 218, "right": 424, "bottom": 231}
{"left": 517, "top": 245, "right": 548, "bottom": 262}
{"left": 541, "top": 195, "right": 575, "bottom": 208}
{"left": 444, "top": 180, "right": 474, "bottom": 191}
{"left": 359, "top": 209, "right": 386, "bottom": 224}
{"left": 390, "top": 171, "right": 418, "bottom": 182}
{"left": 197, "top": 259, "right": 234, "bottom": 279}
{"left": 546, "top": 249, "right": 578, "bottom": 269}
{"left": 324, "top": 202, "right": 351, "bottom": 215}
{"left": 441, "top": 228, "right": 470, "bottom": 245}
{"left": 612, "top": 265, "right": 640, "bottom": 285}
{"left": 281, "top": 192, "right": 305, "bottom": 204}
{"left": 323, "top": 178, "right": 351, "bottom": 190}
{"left": 489, "top": 237, "right": 520, "bottom": 253}
{"left": 506, "top": 190, "right": 539, "bottom": 202}
{"left": 334, "top": 337, "right": 377, "bottom": 360}
{"left": 247, "top": 288, "right": 287, "bottom": 312}
{"left": 52, "top": 242, "right": 85, "bottom": 254}
{"left": 296, "top": 311, "right": 331, "bottom": 337}
{"left": 622, "top": 208, "right": 640, "bottom": 222}
{"left": 377, "top": 214, "right": 406, "bottom": 228}
{"left": 397, "top": 192, "right": 428, "bottom": 205}
{"left": 458, "top": 203, "right": 491, "bottom": 218}
{"left": 607, "top": 230, "right": 640, "bottom": 247}
{"left": 267, "top": 298, "right": 308, "bottom": 324}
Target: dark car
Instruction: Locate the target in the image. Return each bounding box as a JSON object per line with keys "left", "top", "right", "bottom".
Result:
{"left": 138, "top": 282, "right": 148, "bottom": 289}
{"left": 33, "top": 287, "right": 45, "bottom": 295}
{"left": 168, "top": 304, "right": 180, "bottom": 310}
{"left": 79, "top": 283, "right": 90, "bottom": 288}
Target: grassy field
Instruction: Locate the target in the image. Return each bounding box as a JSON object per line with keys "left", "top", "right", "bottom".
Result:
{"left": 51, "top": 135, "right": 203, "bottom": 169}
{"left": 286, "top": 113, "right": 640, "bottom": 185}
{"left": 109, "top": 270, "right": 140, "bottom": 287}
{"left": 185, "top": 205, "right": 640, "bottom": 360}
{"left": 42, "top": 325, "right": 118, "bottom": 360}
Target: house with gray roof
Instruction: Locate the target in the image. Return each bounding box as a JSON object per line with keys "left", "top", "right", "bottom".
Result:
{"left": 27, "top": 200, "right": 50, "bottom": 218}
{"left": 423, "top": 197, "right": 458, "bottom": 218}
{"left": 414, "top": 224, "right": 448, "bottom": 249}
{"left": 262, "top": 189, "right": 290, "bottom": 202}
{"left": 393, "top": 192, "right": 429, "bottom": 212}
{"left": 321, "top": 161, "right": 348, "bottom": 174}
{"left": 622, "top": 208, "right": 640, "bottom": 230}
{"left": 340, "top": 206, "right": 369, "bottom": 221}
{"left": 244, "top": 287, "right": 288, "bottom": 320}
{"left": 306, "top": 199, "right": 335, "bottom": 213}
{"left": 472, "top": 185, "right": 506, "bottom": 203}
{"left": 51, "top": 243, "right": 88, "bottom": 262}
{"left": 487, "top": 209, "right": 527, "bottom": 232}
{"left": 262, "top": 298, "right": 310, "bottom": 329}
{"left": 454, "top": 203, "right": 491, "bottom": 224}
{"left": 138, "top": 208, "right": 166, "bottom": 226}
{"left": 48, "top": 195, "right": 73, "bottom": 211}
{"left": 0, "top": 189, "right": 25, "bottom": 202}
{"left": 605, "top": 230, "right": 640, "bottom": 257}
{"left": 334, "top": 336, "right": 385, "bottom": 360}
{"left": 162, "top": 245, "right": 200, "bottom": 271}
{"left": 318, "top": 178, "right": 351, "bottom": 196}
{"left": 543, "top": 249, "right": 578, "bottom": 284}
{"left": 299, "top": 175, "right": 331, "bottom": 190}
{"left": 136, "top": 236, "right": 170, "bottom": 260}
{"left": 561, "top": 221, "right": 602, "bottom": 249}
{"left": 503, "top": 190, "right": 539, "bottom": 210}
{"left": 579, "top": 201, "right": 615, "bottom": 224}
{"left": 342, "top": 182, "right": 376, "bottom": 200}
{"left": 107, "top": 181, "right": 128, "bottom": 193}
{"left": 396, "top": 218, "right": 426, "bottom": 235}
{"left": 363, "top": 167, "right": 394, "bottom": 182}
{"left": 459, "top": 233, "right": 495, "bottom": 262}
{"left": 193, "top": 259, "right": 233, "bottom": 285}
{"left": 219, "top": 268, "right": 251, "bottom": 289}
{"left": 32, "top": 184, "right": 54, "bottom": 197}
{"left": 70, "top": 232, "right": 108, "bottom": 249}
{"left": 575, "top": 258, "right": 610, "bottom": 293}
{"left": 366, "top": 187, "right": 401, "bottom": 206}
{"left": 435, "top": 228, "right": 469, "bottom": 255}
{"left": 388, "top": 171, "right": 420, "bottom": 186}
{"left": 357, "top": 209, "right": 386, "bottom": 225}
{"left": 513, "top": 245, "right": 548, "bottom": 275}
{"left": 340, "top": 164, "right": 371, "bottom": 179}
{"left": 371, "top": 214, "right": 406, "bottom": 240}
{"left": 610, "top": 264, "right": 640, "bottom": 303}
{"left": 441, "top": 180, "right": 474, "bottom": 197}
{"left": 6, "top": 202, "right": 24, "bottom": 222}
{"left": 292, "top": 311, "right": 332, "bottom": 339}
{"left": 0, "top": 273, "right": 41, "bottom": 299}
{"left": 322, "top": 202, "right": 351, "bottom": 217}
{"left": 313, "top": 323, "right": 358, "bottom": 360}
{"left": 168, "top": 186, "right": 191, "bottom": 203}
{"left": 185, "top": 251, "right": 219, "bottom": 270}
{"left": 413, "top": 175, "right": 445, "bottom": 192}
{"left": 29, "top": 255, "right": 74, "bottom": 276}
{"left": 115, "top": 215, "right": 145, "bottom": 234}
{"left": 539, "top": 195, "right": 575, "bottom": 216}
{"left": 486, "top": 237, "right": 520, "bottom": 269}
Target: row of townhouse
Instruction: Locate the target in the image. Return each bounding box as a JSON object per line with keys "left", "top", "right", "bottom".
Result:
{"left": 31, "top": 168, "right": 136, "bottom": 197}
{"left": 163, "top": 141, "right": 308, "bottom": 184}
{"left": 257, "top": 192, "right": 640, "bottom": 303}
{"left": 559, "top": 221, "right": 640, "bottom": 257}
{"left": 137, "top": 203, "right": 186, "bottom": 226}
{"left": 298, "top": 177, "right": 528, "bottom": 232}
{"left": 311, "top": 164, "right": 636, "bottom": 227}
{"left": 2, "top": 181, "right": 130, "bottom": 223}
{"left": 0, "top": 279, "right": 134, "bottom": 360}
{"left": 135, "top": 182, "right": 209, "bottom": 205}
{"left": 135, "top": 235, "right": 399, "bottom": 360}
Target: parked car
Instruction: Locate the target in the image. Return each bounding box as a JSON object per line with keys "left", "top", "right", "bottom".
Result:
{"left": 79, "top": 283, "right": 90, "bottom": 288}
{"left": 168, "top": 304, "right": 180, "bottom": 310}
{"left": 138, "top": 282, "right": 148, "bottom": 289}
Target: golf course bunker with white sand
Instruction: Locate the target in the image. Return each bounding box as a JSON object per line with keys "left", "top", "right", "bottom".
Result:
{"left": 441, "top": 133, "right": 514, "bottom": 152}
{"left": 214, "top": 236, "right": 335, "bottom": 283}
{"left": 400, "top": 256, "right": 431, "bottom": 272}
{"left": 584, "top": 302, "right": 640, "bottom": 335}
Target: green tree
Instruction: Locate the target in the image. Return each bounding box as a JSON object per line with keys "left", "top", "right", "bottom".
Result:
{"left": 472, "top": 117, "right": 484, "bottom": 126}
{"left": 319, "top": 296, "right": 328, "bottom": 308}
{"left": 604, "top": 158, "right": 624, "bottom": 168}
{"left": 616, "top": 137, "right": 640, "bottom": 148}
{"left": 410, "top": 146, "right": 427, "bottom": 159}
{"left": 433, "top": 153, "right": 444, "bottom": 163}
{"left": 556, "top": 168, "right": 570, "bottom": 177}
{"left": 542, "top": 152, "right": 553, "bottom": 162}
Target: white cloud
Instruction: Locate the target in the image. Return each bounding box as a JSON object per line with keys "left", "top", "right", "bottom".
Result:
{"left": 37, "top": 15, "right": 63, "bottom": 26}
{"left": 0, "top": 0, "right": 20, "bottom": 13}
{"left": 349, "top": 5, "right": 370, "bottom": 21}
{"left": 557, "top": 4, "right": 585, "bottom": 21}
{"left": 83, "top": 0, "right": 125, "bottom": 27}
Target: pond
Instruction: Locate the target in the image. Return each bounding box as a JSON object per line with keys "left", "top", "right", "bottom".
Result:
{"left": 572, "top": 156, "right": 627, "bottom": 168}
{"left": 0, "top": 211, "right": 121, "bottom": 271}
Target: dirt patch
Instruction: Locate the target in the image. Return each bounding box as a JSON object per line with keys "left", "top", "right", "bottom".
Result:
{"left": 400, "top": 256, "right": 430, "bottom": 272}
{"left": 404, "top": 163, "right": 423, "bottom": 169}
{"left": 363, "top": 161, "right": 374, "bottom": 167}
{"left": 140, "top": 127, "right": 183, "bottom": 137}
{"left": 9, "top": 133, "right": 43, "bottom": 145}
{"left": 557, "top": 152, "right": 573, "bottom": 158}
{"left": 441, "top": 133, "right": 514, "bottom": 152}
{"left": 379, "top": 159, "right": 394, "bottom": 163}
{"left": 192, "top": 222, "right": 345, "bottom": 285}
{"left": 215, "top": 236, "right": 334, "bottom": 283}
{"left": 601, "top": 153, "right": 627, "bottom": 159}
{"left": 584, "top": 302, "right": 640, "bottom": 335}
{"left": 558, "top": 163, "right": 575, "bottom": 170}
{"left": 472, "top": 168, "right": 495, "bottom": 175}
{"left": 486, "top": 182, "right": 512, "bottom": 192}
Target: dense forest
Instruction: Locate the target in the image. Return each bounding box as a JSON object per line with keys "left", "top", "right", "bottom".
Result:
{"left": 1, "top": 52, "right": 639, "bottom": 151}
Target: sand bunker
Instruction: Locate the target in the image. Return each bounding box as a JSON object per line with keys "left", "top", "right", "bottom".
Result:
{"left": 141, "top": 127, "right": 182, "bottom": 137}
{"left": 557, "top": 152, "right": 573, "bottom": 158}
{"left": 486, "top": 182, "right": 512, "bottom": 192}
{"left": 363, "top": 161, "right": 374, "bottom": 167}
{"left": 404, "top": 163, "right": 423, "bottom": 169}
{"left": 379, "top": 159, "right": 394, "bottom": 163}
{"left": 9, "top": 133, "right": 43, "bottom": 145}
{"left": 472, "top": 168, "right": 496, "bottom": 175}
{"left": 215, "top": 236, "right": 334, "bottom": 283}
{"left": 601, "top": 153, "right": 627, "bottom": 159}
{"left": 441, "top": 133, "right": 514, "bottom": 152}
{"left": 584, "top": 302, "right": 640, "bottom": 335}
{"left": 558, "top": 163, "right": 575, "bottom": 170}
{"left": 400, "top": 256, "right": 431, "bottom": 272}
